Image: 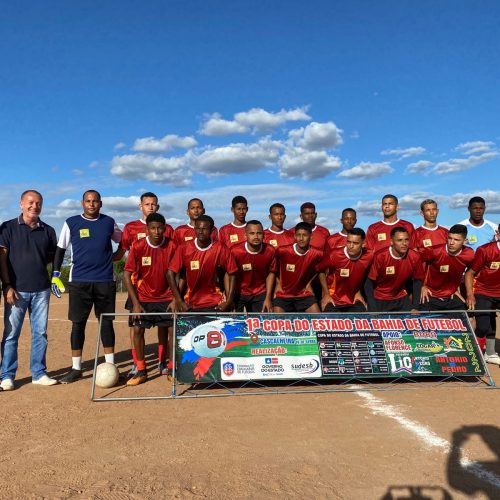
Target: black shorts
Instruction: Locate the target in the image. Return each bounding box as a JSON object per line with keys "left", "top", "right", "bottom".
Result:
{"left": 324, "top": 301, "right": 367, "bottom": 313}
{"left": 474, "top": 294, "right": 500, "bottom": 338}
{"left": 128, "top": 301, "right": 173, "bottom": 329}
{"left": 373, "top": 296, "right": 411, "bottom": 312}
{"left": 235, "top": 292, "right": 266, "bottom": 313}
{"left": 68, "top": 282, "right": 116, "bottom": 323}
{"left": 419, "top": 295, "right": 466, "bottom": 312}
{"left": 273, "top": 296, "right": 318, "bottom": 312}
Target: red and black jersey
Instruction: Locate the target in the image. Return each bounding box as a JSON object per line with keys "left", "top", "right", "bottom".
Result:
{"left": 420, "top": 244, "right": 474, "bottom": 298}
{"left": 121, "top": 219, "right": 174, "bottom": 251}
{"left": 290, "top": 224, "right": 330, "bottom": 251}
{"left": 218, "top": 222, "right": 247, "bottom": 247}
{"left": 173, "top": 223, "right": 218, "bottom": 246}
{"left": 317, "top": 247, "right": 373, "bottom": 306}
{"left": 264, "top": 228, "right": 294, "bottom": 248}
{"left": 366, "top": 219, "right": 415, "bottom": 252}
{"left": 275, "top": 244, "right": 324, "bottom": 298}
{"left": 231, "top": 242, "right": 277, "bottom": 296}
{"left": 125, "top": 237, "right": 175, "bottom": 302}
{"left": 368, "top": 247, "right": 422, "bottom": 300}
{"left": 327, "top": 231, "right": 348, "bottom": 251}
{"left": 411, "top": 225, "right": 448, "bottom": 251}
{"left": 169, "top": 239, "right": 238, "bottom": 309}
{"left": 471, "top": 241, "right": 500, "bottom": 297}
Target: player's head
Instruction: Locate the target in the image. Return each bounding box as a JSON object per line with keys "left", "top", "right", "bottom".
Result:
{"left": 420, "top": 199, "right": 438, "bottom": 224}
{"left": 269, "top": 203, "right": 286, "bottom": 229}
{"left": 467, "top": 196, "right": 486, "bottom": 224}
{"left": 294, "top": 221, "right": 312, "bottom": 250}
{"left": 195, "top": 214, "right": 215, "bottom": 244}
{"left": 446, "top": 224, "right": 467, "bottom": 255}
{"left": 390, "top": 226, "right": 409, "bottom": 256}
{"left": 186, "top": 198, "right": 205, "bottom": 223}
{"left": 340, "top": 208, "right": 357, "bottom": 232}
{"left": 346, "top": 228, "right": 365, "bottom": 257}
{"left": 146, "top": 212, "right": 166, "bottom": 244}
{"left": 231, "top": 196, "right": 248, "bottom": 224}
{"left": 139, "top": 192, "right": 159, "bottom": 218}
{"left": 245, "top": 220, "right": 264, "bottom": 248}
{"left": 20, "top": 190, "right": 43, "bottom": 220}
{"left": 82, "top": 190, "right": 102, "bottom": 219}
{"left": 381, "top": 194, "right": 399, "bottom": 219}
{"left": 300, "top": 202, "right": 317, "bottom": 226}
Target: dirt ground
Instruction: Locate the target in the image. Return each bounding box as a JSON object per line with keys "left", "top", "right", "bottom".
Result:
{"left": 0, "top": 293, "right": 499, "bottom": 499}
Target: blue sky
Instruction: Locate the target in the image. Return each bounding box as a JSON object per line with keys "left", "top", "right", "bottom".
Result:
{"left": 1, "top": 0, "right": 499, "bottom": 233}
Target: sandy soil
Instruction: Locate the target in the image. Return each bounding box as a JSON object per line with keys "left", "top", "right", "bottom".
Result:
{"left": 0, "top": 293, "right": 498, "bottom": 499}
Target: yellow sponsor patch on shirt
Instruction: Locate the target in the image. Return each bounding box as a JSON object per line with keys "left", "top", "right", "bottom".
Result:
{"left": 423, "top": 239, "right": 432, "bottom": 247}
{"left": 190, "top": 260, "right": 200, "bottom": 270}
{"left": 269, "top": 239, "right": 278, "bottom": 247}
{"left": 469, "top": 235, "right": 478, "bottom": 243}
{"left": 184, "top": 236, "right": 193, "bottom": 241}
{"left": 79, "top": 228, "right": 90, "bottom": 238}
{"left": 137, "top": 232, "right": 146, "bottom": 240}
{"left": 142, "top": 256, "right": 151, "bottom": 266}
{"left": 340, "top": 268, "right": 350, "bottom": 277}
{"left": 230, "top": 234, "right": 239, "bottom": 243}
{"left": 490, "top": 261, "right": 500, "bottom": 270}
{"left": 378, "top": 233, "right": 387, "bottom": 241}
{"left": 242, "top": 263, "right": 252, "bottom": 271}
{"left": 385, "top": 266, "right": 395, "bottom": 275}
{"left": 439, "top": 265, "right": 449, "bottom": 273}
{"left": 286, "top": 264, "right": 295, "bottom": 272}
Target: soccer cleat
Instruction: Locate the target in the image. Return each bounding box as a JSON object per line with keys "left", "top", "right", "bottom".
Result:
{"left": 167, "top": 368, "right": 173, "bottom": 382}
{"left": 0, "top": 378, "right": 14, "bottom": 391}
{"left": 127, "top": 364, "right": 138, "bottom": 378}
{"left": 32, "top": 374, "right": 58, "bottom": 386}
{"left": 60, "top": 368, "right": 82, "bottom": 384}
{"left": 158, "top": 361, "right": 168, "bottom": 375}
{"left": 484, "top": 353, "right": 500, "bottom": 366}
{"left": 126, "top": 370, "right": 147, "bottom": 386}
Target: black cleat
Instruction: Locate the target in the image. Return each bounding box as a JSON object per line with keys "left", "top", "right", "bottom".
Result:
{"left": 60, "top": 368, "right": 82, "bottom": 384}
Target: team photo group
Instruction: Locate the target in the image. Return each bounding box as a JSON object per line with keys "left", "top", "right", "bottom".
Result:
{"left": 0, "top": 188, "right": 499, "bottom": 390}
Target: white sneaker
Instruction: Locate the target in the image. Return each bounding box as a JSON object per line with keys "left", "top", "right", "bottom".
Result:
{"left": 484, "top": 353, "right": 500, "bottom": 366}
{"left": 32, "top": 374, "right": 58, "bottom": 386}
{"left": 1, "top": 378, "right": 15, "bottom": 391}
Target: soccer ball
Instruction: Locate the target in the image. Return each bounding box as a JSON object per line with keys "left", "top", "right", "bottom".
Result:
{"left": 95, "top": 362, "right": 120, "bottom": 388}
{"left": 190, "top": 323, "right": 227, "bottom": 358}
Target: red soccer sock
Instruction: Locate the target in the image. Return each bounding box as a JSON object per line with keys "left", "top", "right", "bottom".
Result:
{"left": 476, "top": 336, "right": 486, "bottom": 352}
{"left": 158, "top": 344, "right": 167, "bottom": 363}
{"left": 137, "top": 359, "right": 146, "bottom": 371}
{"left": 131, "top": 348, "right": 138, "bottom": 365}
{"left": 168, "top": 359, "right": 173, "bottom": 370}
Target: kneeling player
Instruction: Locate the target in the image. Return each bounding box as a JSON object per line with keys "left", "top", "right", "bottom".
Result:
{"left": 273, "top": 222, "right": 324, "bottom": 313}
{"left": 123, "top": 213, "right": 176, "bottom": 385}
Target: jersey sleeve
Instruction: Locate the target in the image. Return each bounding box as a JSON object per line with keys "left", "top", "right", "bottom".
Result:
{"left": 367, "top": 254, "right": 380, "bottom": 281}
{"left": 124, "top": 244, "right": 139, "bottom": 274}
{"left": 112, "top": 223, "right": 122, "bottom": 243}
{"left": 471, "top": 246, "right": 487, "bottom": 273}
{"left": 168, "top": 245, "right": 184, "bottom": 274}
{"left": 222, "top": 245, "right": 238, "bottom": 274}
{"left": 57, "top": 221, "right": 72, "bottom": 249}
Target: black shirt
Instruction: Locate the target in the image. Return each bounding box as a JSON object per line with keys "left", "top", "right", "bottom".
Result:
{"left": 0, "top": 215, "right": 57, "bottom": 292}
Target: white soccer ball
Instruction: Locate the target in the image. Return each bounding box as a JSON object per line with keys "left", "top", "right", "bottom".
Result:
{"left": 190, "top": 323, "right": 227, "bottom": 358}
{"left": 95, "top": 362, "right": 120, "bottom": 388}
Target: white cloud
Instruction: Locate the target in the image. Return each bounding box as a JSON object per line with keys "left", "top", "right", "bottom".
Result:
{"left": 72, "top": 169, "right": 84, "bottom": 176}
{"left": 132, "top": 134, "right": 197, "bottom": 153}
{"left": 406, "top": 160, "right": 434, "bottom": 174}
{"left": 382, "top": 147, "right": 426, "bottom": 159}
{"left": 88, "top": 161, "right": 98, "bottom": 169}
{"left": 279, "top": 149, "right": 341, "bottom": 180}
{"left": 338, "top": 162, "right": 393, "bottom": 179}
{"left": 350, "top": 131, "right": 360, "bottom": 139}
{"left": 199, "top": 106, "right": 311, "bottom": 136}
{"left": 289, "top": 121, "right": 343, "bottom": 150}
{"left": 455, "top": 141, "right": 495, "bottom": 155}
{"left": 114, "top": 142, "right": 127, "bottom": 150}
{"left": 432, "top": 151, "right": 499, "bottom": 174}
{"left": 448, "top": 190, "right": 500, "bottom": 213}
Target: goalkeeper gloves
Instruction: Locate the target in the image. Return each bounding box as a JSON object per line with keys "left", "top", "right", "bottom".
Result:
{"left": 51, "top": 271, "right": 65, "bottom": 298}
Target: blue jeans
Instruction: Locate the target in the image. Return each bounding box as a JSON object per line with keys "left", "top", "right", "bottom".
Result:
{"left": 1, "top": 289, "right": 51, "bottom": 381}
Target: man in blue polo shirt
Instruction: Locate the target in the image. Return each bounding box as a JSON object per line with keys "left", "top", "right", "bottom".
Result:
{"left": 52, "top": 190, "right": 123, "bottom": 384}
{"left": 459, "top": 196, "right": 497, "bottom": 251}
{"left": 0, "top": 190, "right": 58, "bottom": 390}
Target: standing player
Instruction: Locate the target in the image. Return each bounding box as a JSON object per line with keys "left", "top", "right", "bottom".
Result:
{"left": 218, "top": 196, "right": 248, "bottom": 248}
{"left": 52, "top": 190, "right": 123, "bottom": 384}
{"left": 293, "top": 202, "right": 330, "bottom": 251}
{"left": 318, "top": 228, "right": 373, "bottom": 312}
{"left": 416, "top": 224, "right": 474, "bottom": 311}
{"left": 121, "top": 192, "right": 173, "bottom": 377}
{"left": 264, "top": 203, "right": 294, "bottom": 248}
{"left": 173, "top": 198, "right": 218, "bottom": 245}
{"left": 411, "top": 199, "right": 448, "bottom": 251}
{"left": 465, "top": 224, "right": 500, "bottom": 364}
{"left": 231, "top": 220, "right": 277, "bottom": 312}
{"left": 123, "top": 213, "right": 176, "bottom": 385}
{"left": 167, "top": 215, "right": 238, "bottom": 312}
{"left": 366, "top": 194, "right": 414, "bottom": 252}
{"left": 365, "top": 227, "right": 422, "bottom": 311}
{"left": 327, "top": 208, "right": 357, "bottom": 250}
{"left": 459, "top": 196, "right": 497, "bottom": 251}
{"left": 273, "top": 222, "right": 324, "bottom": 313}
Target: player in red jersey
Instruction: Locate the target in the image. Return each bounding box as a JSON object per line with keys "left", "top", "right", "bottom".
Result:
{"left": 465, "top": 224, "right": 500, "bottom": 364}
{"left": 273, "top": 222, "right": 324, "bottom": 312}
{"left": 318, "top": 228, "right": 373, "bottom": 312}
{"left": 366, "top": 227, "right": 422, "bottom": 311}
{"left": 167, "top": 215, "right": 238, "bottom": 312}
{"left": 290, "top": 202, "right": 330, "bottom": 251}
{"left": 411, "top": 199, "right": 448, "bottom": 251}
{"left": 173, "top": 198, "right": 218, "bottom": 245}
{"left": 231, "top": 220, "right": 277, "bottom": 312}
{"left": 120, "top": 192, "right": 174, "bottom": 377}
{"left": 416, "top": 224, "right": 474, "bottom": 311}
{"left": 366, "top": 194, "right": 414, "bottom": 252}
{"left": 327, "top": 208, "right": 357, "bottom": 250}
{"left": 264, "top": 203, "right": 294, "bottom": 248}
{"left": 123, "top": 213, "right": 176, "bottom": 385}
{"left": 218, "top": 195, "right": 248, "bottom": 247}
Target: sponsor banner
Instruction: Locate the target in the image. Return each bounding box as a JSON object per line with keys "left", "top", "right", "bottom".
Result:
{"left": 175, "top": 313, "right": 485, "bottom": 383}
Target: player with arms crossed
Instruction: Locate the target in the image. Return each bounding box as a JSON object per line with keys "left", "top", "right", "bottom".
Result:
{"left": 327, "top": 208, "right": 357, "bottom": 250}
{"left": 173, "top": 198, "right": 217, "bottom": 245}
{"left": 167, "top": 215, "right": 238, "bottom": 312}
{"left": 264, "top": 203, "right": 294, "bottom": 248}
{"left": 218, "top": 196, "right": 248, "bottom": 248}
{"left": 273, "top": 222, "right": 324, "bottom": 313}
{"left": 318, "top": 228, "right": 373, "bottom": 312}
{"left": 465, "top": 224, "right": 500, "bottom": 364}
{"left": 123, "top": 213, "right": 176, "bottom": 385}
{"left": 231, "top": 220, "right": 277, "bottom": 312}
{"left": 459, "top": 196, "right": 497, "bottom": 251}
{"left": 411, "top": 199, "right": 448, "bottom": 251}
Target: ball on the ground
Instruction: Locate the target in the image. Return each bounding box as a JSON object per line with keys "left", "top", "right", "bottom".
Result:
{"left": 190, "top": 323, "right": 227, "bottom": 358}
{"left": 95, "top": 362, "right": 119, "bottom": 388}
